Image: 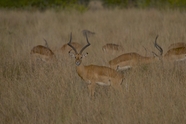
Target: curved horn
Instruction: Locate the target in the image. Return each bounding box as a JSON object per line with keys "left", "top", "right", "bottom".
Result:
{"left": 67, "top": 33, "right": 78, "bottom": 54}
{"left": 154, "top": 35, "right": 163, "bottom": 56}
{"left": 80, "top": 32, "right": 91, "bottom": 54}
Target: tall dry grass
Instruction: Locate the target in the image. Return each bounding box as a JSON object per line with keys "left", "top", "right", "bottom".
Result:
{"left": 0, "top": 9, "right": 186, "bottom": 124}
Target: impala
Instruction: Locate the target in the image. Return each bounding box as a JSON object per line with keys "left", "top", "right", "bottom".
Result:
{"left": 102, "top": 43, "right": 123, "bottom": 53}
{"left": 164, "top": 47, "right": 186, "bottom": 61}
{"left": 30, "top": 40, "right": 56, "bottom": 63}
{"left": 109, "top": 52, "right": 161, "bottom": 70}
{"left": 154, "top": 38, "right": 186, "bottom": 62}
{"left": 167, "top": 42, "right": 186, "bottom": 50}
{"left": 109, "top": 36, "right": 160, "bottom": 71}
{"left": 67, "top": 32, "right": 124, "bottom": 97}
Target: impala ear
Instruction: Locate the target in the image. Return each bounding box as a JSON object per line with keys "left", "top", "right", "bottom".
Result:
{"left": 69, "top": 50, "right": 75, "bottom": 58}
{"left": 83, "top": 52, "right": 88, "bottom": 58}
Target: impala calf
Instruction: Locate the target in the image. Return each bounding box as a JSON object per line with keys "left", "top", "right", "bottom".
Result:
{"left": 30, "top": 44, "right": 56, "bottom": 63}
{"left": 68, "top": 32, "right": 124, "bottom": 97}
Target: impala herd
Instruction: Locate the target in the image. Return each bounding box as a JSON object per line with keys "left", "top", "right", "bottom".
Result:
{"left": 30, "top": 31, "right": 186, "bottom": 97}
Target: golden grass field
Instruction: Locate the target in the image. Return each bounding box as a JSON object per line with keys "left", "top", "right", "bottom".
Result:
{"left": 0, "top": 8, "right": 186, "bottom": 124}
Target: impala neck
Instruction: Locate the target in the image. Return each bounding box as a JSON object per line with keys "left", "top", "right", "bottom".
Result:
{"left": 76, "top": 63, "right": 86, "bottom": 80}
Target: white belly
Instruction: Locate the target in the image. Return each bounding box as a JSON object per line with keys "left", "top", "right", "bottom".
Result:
{"left": 96, "top": 82, "right": 110, "bottom": 86}
{"left": 118, "top": 65, "right": 132, "bottom": 70}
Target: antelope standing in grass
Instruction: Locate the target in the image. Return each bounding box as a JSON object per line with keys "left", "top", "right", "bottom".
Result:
{"left": 102, "top": 43, "right": 124, "bottom": 53}
{"left": 109, "top": 36, "right": 160, "bottom": 71}
{"left": 30, "top": 39, "right": 56, "bottom": 63}
{"left": 68, "top": 32, "right": 124, "bottom": 97}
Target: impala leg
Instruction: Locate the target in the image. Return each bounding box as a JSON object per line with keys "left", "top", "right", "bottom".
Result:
{"left": 88, "top": 83, "right": 96, "bottom": 98}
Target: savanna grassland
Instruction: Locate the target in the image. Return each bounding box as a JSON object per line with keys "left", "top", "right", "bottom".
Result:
{"left": 0, "top": 8, "right": 186, "bottom": 124}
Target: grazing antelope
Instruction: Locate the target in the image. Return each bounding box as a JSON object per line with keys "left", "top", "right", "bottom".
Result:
{"left": 164, "top": 47, "right": 186, "bottom": 61}
{"left": 102, "top": 43, "right": 124, "bottom": 53}
{"left": 167, "top": 42, "right": 186, "bottom": 50}
{"left": 30, "top": 40, "right": 56, "bottom": 63}
{"left": 68, "top": 32, "right": 124, "bottom": 97}
{"left": 109, "top": 52, "right": 160, "bottom": 71}
{"left": 109, "top": 36, "right": 160, "bottom": 71}
{"left": 154, "top": 38, "right": 186, "bottom": 62}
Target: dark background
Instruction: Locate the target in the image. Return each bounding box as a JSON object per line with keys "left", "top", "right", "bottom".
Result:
{"left": 0, "top": 0, "right": 186, "bottom": 10}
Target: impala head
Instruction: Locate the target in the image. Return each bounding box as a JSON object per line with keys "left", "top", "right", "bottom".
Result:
{"left": 68, "top": 32, "right": 90, "bottom": 66}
